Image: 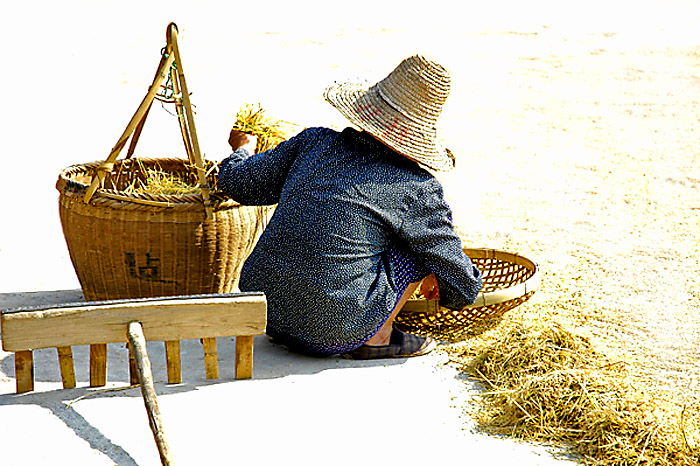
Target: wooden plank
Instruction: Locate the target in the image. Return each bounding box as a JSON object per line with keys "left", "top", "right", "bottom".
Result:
{"left": 202, "top": 338, "right": 218, "bottom": 380}
{"left": 57, "top": 346, "right": 76, "bottom": 389}
{"left": 15, "top": 350, "right": 34, "bottom": 393}
{"left": 127, "top": 322, "right": 175, "bottom": 466}
{"left": 235, "top": 336, "right": 254, "bottom": 380}
{"left": 164, "top": 340, "right": 181, "bottom": 384}
{"left": 1, "top": 294, "right": 266, "bottom": 351}
{"left": 90, "top": 344, "right": 107, "bottom": 387}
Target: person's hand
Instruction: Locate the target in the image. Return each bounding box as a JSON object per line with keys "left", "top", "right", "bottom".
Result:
{"left": 419, "top": 273, "right": 440, "bottom": 300}
{"left": 228, "top": 129, "right": 258, "bottom": 153}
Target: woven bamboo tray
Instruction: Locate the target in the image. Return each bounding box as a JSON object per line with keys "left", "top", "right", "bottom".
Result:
{"left": 57, "top": 158, "right": 273, "bottom": 301}
{"left": 396, "top": 248, "right": 540, "bottom": 340}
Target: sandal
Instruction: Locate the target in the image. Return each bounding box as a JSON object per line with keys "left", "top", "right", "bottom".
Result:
{"left": 342, "top": 328, "right": 437, "bottom": 360}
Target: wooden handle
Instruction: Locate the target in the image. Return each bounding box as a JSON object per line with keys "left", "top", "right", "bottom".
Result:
{"left": 127, "top": 321, "right": 175, "bottom": 466}
{"left": 166, "top": 23, "right": 213, "bottom": 219}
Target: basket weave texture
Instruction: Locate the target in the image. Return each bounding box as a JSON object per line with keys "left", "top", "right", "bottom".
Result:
{"left": 57, "top": 158, "right": 273, "bottom": 302}
{"left": 395, "top": 248, "right": 540, "bottom": 340}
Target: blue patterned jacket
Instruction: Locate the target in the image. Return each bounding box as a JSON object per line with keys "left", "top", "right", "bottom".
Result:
{"left": 218, "top": 127, "right": 482, "bottom": 352}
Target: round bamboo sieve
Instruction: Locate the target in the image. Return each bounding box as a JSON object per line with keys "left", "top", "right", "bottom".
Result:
{"left": 395, "top": 248, "right": 540, "bottom": 340}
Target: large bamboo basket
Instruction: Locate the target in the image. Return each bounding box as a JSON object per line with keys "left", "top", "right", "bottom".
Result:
{"left": 396, "top": 248, "right": 540, "bottom": 340}
{"left": 57, "top": 158, "right": 273, "bottom": 301}
{"left": 56, "top": 23, "right": 276, "bottom": 302}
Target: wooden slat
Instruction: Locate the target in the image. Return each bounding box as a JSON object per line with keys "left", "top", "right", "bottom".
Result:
{"left": 164, "top": 340, "right": 181, "bottom": 384}
{"left": 400, "top": 299, "right": 440, "bottom": 314}
{"left": 90, "top": 344, "right": 107, "bottom": 387}
{"left": 57, "top": 346, "right": 76, "bottom": 389}
{"left": 400, "top": 269, "right": 541, "bottom": 313}
{"left": 1, "top": 294, "right": 267, "bottom": 351}
{"left": 15, "top": 350, "right": 34, "bottom": 393}
{"left": 235, "top": 336, "right": 254, "bottom": 380}
{"left": 128, "top": 344, "right": 139, "bottom": 385}
{"left": 202, "top": 338, "right": 218, "bottom": 380}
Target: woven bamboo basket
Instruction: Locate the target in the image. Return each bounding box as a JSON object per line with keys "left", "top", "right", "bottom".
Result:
{"left": 56, "top": 23, "right": 274, "bottom": 302}
{"left": 57, "top": 158, "right": 273, "bottom": 301}
{"left": 396, "top": 248, "right": 540, "bottom": 340}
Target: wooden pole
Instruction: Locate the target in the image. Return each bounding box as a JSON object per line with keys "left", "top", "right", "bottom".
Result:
{"left": 125, "top": 103, "right": 153, "bottom": 160}
{"left": 166, "top": 23, "right": 213, "bottom": 219}
{"left": 127, "top": 321, "right": 175, "bottom": 466}
{"left": 169, "top": 66, "right": 195, "bottom": 165}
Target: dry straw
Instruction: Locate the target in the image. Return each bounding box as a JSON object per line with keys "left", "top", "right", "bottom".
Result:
{"left": 110, "top": 104, "right": 292, "bottom": 196}
{"left": 117, "top": 158, "right": 217, "bottom": 196}
{"left": 231, "top": 103, "right": 294, "bottom": 153}
{"left": 441, "top": 248, "right": 700, "bottom": 466}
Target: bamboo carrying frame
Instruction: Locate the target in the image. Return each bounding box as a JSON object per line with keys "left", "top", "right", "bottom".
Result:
{"left": 56, "top": 22, "right": 273, "bottom": 301}
{"left": 396, "top": 248, "right": 540, "bottom": 340}
{"left": 1, "top": 293, "right": 267, "bottom": 466}
{"left": 83, "top": 22, "right": 212, "bottom": 215}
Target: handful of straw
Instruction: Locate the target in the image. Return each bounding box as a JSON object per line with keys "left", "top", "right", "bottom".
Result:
{"left": 109, "top": 104, "right": 292, "bottom": 196}
{"left": 231, "top": 103, "right": 293, "bottom": 153}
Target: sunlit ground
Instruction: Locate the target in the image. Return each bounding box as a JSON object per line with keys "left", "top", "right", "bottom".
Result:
{"left": 2, "top": 0, "right": 699, "bottom": 410}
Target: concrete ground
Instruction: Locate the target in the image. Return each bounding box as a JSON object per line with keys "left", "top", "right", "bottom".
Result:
{"left": 3, "top": 1, "right": 697, "bottom": 464}
{"left": 0, "top": 288, "right": 576, "bottom": 465}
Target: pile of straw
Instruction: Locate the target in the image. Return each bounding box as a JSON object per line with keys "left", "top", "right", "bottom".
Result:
{"left": 441, "top": 253, "right": 700, "bottom": 465}
{"left": 119, "top": 159, "right": 217, "bottom": 196}
{"left": 447, "top": 319, "right": 698, "bottom": 465}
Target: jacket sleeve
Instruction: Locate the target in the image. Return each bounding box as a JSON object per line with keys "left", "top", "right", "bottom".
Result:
{"left": 397, "top": 181, "right": 483, "bottom": 310}
{"left": 217, "top": 127, "right": 320, "bottom": 205}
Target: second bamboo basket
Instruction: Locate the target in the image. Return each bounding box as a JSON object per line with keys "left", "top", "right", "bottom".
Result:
{"left": 396, "top": 248, "right": 540, "bottom": 340}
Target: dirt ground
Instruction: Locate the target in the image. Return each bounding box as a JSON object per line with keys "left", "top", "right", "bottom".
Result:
{"left": 437, "top": 35, "right": 700, "bottom": 400}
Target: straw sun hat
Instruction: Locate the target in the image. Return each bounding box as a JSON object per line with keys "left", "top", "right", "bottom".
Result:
{"left": 324, "top": 54, "right": 455, "bottom": 172}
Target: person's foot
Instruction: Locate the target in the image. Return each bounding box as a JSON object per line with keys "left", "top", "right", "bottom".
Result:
{"left": 342, "top": 328, "right": 436, "bottom": 360}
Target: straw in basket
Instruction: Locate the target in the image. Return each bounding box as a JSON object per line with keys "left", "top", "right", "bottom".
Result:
{"left": 56, "top": 23, "right": 273, "bottom": 301}
{"left": 396, "top": 248, "right": 540, "bottom": 341}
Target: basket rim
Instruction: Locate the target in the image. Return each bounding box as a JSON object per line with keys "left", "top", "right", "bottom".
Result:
{"left": 56, "top": 158, "right": 238, "bottom": 209}
{"left": 402, "top": 247, "right": 540, "bottom": 313}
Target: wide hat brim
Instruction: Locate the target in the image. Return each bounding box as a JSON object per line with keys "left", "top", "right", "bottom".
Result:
{"left": 324, "top": 81, "right": 455, "bottom": 172}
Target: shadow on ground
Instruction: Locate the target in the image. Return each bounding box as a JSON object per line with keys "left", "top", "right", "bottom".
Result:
{"left": 0, "top": 289, "right": 416, "bottom": 464}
